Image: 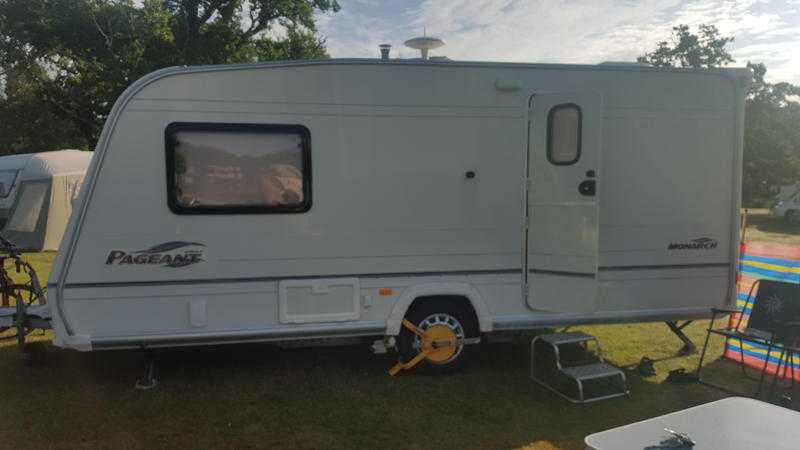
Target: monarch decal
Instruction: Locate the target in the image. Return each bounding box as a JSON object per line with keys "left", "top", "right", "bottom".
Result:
{"left": 667, "top": 237, "right": 718, "bottom": 250}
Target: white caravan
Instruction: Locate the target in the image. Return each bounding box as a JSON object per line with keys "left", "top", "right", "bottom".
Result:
{"left": 0, "top": 153, "right": 34, "bottom": 228}
{"left": 45, "top": 59, "right": 751, "bottom": 371}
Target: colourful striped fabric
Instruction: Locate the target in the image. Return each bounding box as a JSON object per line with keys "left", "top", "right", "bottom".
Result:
{"left": 724, "top": 241, "right": 800, "bottom": 380}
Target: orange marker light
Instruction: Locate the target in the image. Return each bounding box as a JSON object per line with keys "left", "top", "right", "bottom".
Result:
{"left": 378, "top": 288, "right": 393, "bottom": 296}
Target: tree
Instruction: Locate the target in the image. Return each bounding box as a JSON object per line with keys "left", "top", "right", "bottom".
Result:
{"left": 0, "top": 66, "right": 87, "bottom": 152}
{"left": 639, "top": 24, "right": 800, "bottom": 206}
{"left": 0, "top": 0, "right": 339, "bottom": 154}
{"left": 637, "top": 24, "right": 734, "bottom": 68}
{"left": 742, "top": 62, "right": 800, "bottom": 204}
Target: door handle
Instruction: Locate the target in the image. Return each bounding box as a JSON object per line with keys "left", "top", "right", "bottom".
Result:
{"left": 578, "top": 179, "right": 596, "bottom": 196}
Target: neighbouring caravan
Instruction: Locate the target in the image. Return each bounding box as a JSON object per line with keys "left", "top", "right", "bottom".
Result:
{"left": 0, "top": 153, "right": 35, "bottom": 228}
{"left": 3, "top": 150, "right": 93, "bottom": 251}
{"left": 45, "top": 58, "right": 750, "bottom": 371}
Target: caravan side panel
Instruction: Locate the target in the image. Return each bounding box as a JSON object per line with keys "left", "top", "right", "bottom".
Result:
{"left": 47, "top": 60, "right": 747, "bottom": 349}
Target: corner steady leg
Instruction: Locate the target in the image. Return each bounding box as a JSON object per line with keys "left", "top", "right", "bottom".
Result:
{"left": 665, "top": 321, "right": 697, "bottom": 356}
{"left": 135, "top": 350, "right": 159, "bottom": 390}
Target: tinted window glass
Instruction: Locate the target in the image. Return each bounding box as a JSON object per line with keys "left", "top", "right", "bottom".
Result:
{"left": 166, "top": 124, "right": 311, "bottom": 214}
{"left": 6, "top": 182, "right": 47, "bottom": 232}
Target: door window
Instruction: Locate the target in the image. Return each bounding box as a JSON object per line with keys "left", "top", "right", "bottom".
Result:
{"left": 547, "top": 104, "right": 582, "bottom": 165}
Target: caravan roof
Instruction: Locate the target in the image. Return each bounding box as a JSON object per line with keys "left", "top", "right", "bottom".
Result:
{"left": 0, "top": 153, "right": 35, "bottom": 171}
{"left": 18, "top": 150, "right": 91, "bottom": 180}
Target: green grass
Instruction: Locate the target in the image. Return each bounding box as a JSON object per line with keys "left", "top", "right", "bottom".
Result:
{"left": 0, "top": 213, "right": 796, "bottom": 450}
{"left": 743, "top": 208, "right": 800, "bottom": 244}
{"left": 1, "top": 318, "right": 749, "bottom": 450}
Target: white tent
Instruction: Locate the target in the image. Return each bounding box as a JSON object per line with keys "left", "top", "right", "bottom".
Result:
{"left": 0, "top": 153, "right": 36, "bottom": 228}
{"left": 777, "top": 183, "right": 800, "bottom": 201}
{"left": 1, "top": 150, "right": 93, "bottom": 251}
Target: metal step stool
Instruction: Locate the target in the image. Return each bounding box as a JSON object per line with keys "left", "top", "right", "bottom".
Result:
{"left": 531, "top": 332, "right": 629, "bottom": 403}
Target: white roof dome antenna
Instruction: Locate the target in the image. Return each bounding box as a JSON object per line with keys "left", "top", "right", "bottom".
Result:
{"left": 404, "top": 36, "right": 445, "bottom": 60}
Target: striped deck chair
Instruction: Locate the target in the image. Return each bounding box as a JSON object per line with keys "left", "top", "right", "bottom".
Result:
{"left": 696, "top": 279, "right": 800, "bottom": 395}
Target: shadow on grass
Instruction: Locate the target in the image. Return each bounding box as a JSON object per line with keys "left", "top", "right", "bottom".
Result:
{"left": 696, "top": 356, "right": 800, "bottom": 407}
{"left": 0, "top": 332, "right": 748, "bottom": 450}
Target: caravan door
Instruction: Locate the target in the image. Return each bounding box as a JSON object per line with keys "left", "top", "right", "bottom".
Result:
{"left": 524, "top": 92, "right": 602, "bottom": 313}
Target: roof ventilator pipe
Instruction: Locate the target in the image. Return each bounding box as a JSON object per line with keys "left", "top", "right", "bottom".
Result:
{"left": 379, "top": 44, "right": 391, "bottom": 60}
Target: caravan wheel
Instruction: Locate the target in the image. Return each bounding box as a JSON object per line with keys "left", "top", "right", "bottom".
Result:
{"left": 397, "top": 300, "right": 477, "bottom": 374}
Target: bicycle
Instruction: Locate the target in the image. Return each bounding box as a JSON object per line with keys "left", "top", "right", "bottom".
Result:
{"left": 0, "top": 234, "right": 47, "bottom": 350}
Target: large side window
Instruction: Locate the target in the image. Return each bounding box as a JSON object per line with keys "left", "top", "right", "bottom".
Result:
{"left": 547, "top": 104, "right": 582, "bottom": 165}
{"left": 166, "top": 123, "right": 311, "bottom": 214}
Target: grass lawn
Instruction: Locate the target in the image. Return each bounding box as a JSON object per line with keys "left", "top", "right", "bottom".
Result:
{"left": 743, "top": 208, "right": 800, "bottom": 244}
{"left": 0, "top": 213, "right": 795, "bottom": 450}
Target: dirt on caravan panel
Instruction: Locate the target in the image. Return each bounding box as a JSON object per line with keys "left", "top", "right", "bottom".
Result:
{"left": 45, "top": 59, "right": 749, "bottom": 372}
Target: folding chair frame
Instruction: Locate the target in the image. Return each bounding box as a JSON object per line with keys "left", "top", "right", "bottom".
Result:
{"left": 696, "top": 280, "right": 782, "bottom": 397}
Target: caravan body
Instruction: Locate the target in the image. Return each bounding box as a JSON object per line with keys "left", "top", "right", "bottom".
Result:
{"left": 0, "top": 153, "right": 34, "bottom": 228}
{"left": 47, "top": 59, "right": 750, "bottom": 353}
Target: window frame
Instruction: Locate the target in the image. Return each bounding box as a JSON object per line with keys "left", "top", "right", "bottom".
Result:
{"left": 546, "top": 103, "right": 582, "bottom": 166}
{"left": 165, "top": 122, "right": 312, "bottom": 215}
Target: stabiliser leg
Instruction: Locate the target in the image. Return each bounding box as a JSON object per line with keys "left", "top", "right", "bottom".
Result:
{"left": 135, "top": 350, "right": 159, "bottom": 390}
{"left": 665, "top": 321, "right": 696, "bottom": 355}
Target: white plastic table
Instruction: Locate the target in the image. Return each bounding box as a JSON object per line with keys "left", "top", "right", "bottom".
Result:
{"left": 585, "top": 397, "right": 800, "bottom": 450}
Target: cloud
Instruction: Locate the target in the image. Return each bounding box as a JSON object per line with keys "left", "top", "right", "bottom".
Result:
{"left": 407, "top": 0, "right": 685, "bottom": 63}
{"left": 316, "top": 1, "right": 423, "bottom": 59}
{"left": 318, "top": 0, "right": 800, "bottom": 83}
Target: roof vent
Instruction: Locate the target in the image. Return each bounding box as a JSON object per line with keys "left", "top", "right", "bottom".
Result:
{"left": 379, "top": 44, "right": 391, "bottom": 60}
{"left": 404, "top": 36, "right": 445, "bottom": 60}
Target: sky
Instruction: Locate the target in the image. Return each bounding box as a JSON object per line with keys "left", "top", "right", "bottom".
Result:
{"left": 315, "top": 0, "right": 800, "bottom": 84}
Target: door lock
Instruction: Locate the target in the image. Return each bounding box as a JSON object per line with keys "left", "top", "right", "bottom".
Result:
{"left": 578, "top": 179, "right": 596, "bottom": 196}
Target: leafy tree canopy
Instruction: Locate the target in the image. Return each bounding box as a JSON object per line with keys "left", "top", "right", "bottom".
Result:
{"left": 0, "top": 0, "right": 339, "bottom": 153}
{"left": 639, "top": 24, "right": 800, "bottom": 206}
{"left": 637, "top": 24, "right": 734, "bottom": 68}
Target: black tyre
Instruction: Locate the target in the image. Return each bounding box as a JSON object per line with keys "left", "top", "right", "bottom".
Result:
{"left": 397, "top": 299, "right": 478, "bottom": 374}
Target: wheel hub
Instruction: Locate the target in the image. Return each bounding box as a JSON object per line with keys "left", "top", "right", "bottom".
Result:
{"left": 413, "top": 313, "right": 465, "bottom": 364}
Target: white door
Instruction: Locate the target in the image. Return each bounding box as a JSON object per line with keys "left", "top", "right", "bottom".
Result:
{"left": 524, "top": 92, "right": 602, "bottom": 312}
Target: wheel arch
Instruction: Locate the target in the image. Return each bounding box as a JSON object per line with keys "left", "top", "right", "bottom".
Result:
{"left": 385, "top": 282, "right": 493, "bottom": 336}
